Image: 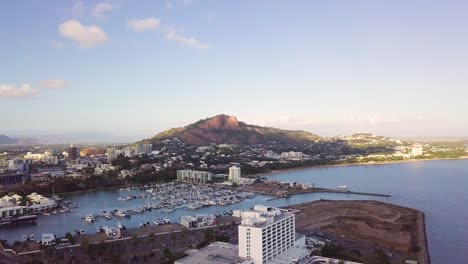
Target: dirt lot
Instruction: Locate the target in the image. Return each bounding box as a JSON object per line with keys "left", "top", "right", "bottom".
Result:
{"left": 285, "top": 200, "right": 429, "bottom": 264}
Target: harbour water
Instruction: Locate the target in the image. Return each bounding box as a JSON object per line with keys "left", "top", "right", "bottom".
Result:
{"left": 1, "top": 159, "right": 467, "bottom": 263}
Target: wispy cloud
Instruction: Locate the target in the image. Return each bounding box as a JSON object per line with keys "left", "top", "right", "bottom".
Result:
{"left": 165, "top": 29, "right": 210, "bottom": 49}
{"left": 91, "top": 2, "right": 115, "bottom": 19}
{"left": 58, "top": 20, "right": 109, "bottom": 48}
{"left": 165, "top": 0, "right": 198, "bottom": 10}
{"left": 0, "top": 84, "right": 38, "bottom": 98}
{"left": 40, "top": 79, "right": 66, "bottom": 89}
{"left": 0, "top": 79, "right": 68, "bottom": 99}
{"left": 127, "top": 18, "right": 161, "bottom": 32}
{"left": 72, "top": 1, "right": 85, "bottom": 16}
{"left": 127, "top": 17, "right": 211, "bottom": 50}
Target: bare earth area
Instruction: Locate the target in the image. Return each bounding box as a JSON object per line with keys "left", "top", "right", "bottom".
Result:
{"left": 286, "top": 200, "right": 429, "bottom": 264}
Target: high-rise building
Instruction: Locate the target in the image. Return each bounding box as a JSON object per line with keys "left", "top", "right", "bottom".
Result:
{"left": 229, "top": 166, "right": 241, "bottom": 182}
{"left": 235, "top": 205, "right": 296, "bottom": 264}
{"left": 107, "top": 148, "right": 118, "bottom": 162}
{"left": 143, "top": 143, "right": 153, "bottom": 154}
{"left": 67, "top": 146, "right": 78, "bottom": 161}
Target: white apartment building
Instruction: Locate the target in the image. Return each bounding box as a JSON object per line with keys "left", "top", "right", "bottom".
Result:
{"left": 180, "top": 214, "right": 216, "bottom": 229}
{"left": 235, "top": 205, "right": 297, "bottom": 264}
{"left": 95, "top": 164, "right": 118, "bottom": 175}
{"left": 281, "top": 151, "right": 304, "bottom": 160}
{"left": 228, "top": 166, "right": 255, "bottom": 185}
{"left": 134, "top": 143, "right": 153, "bottom": 155}
{"left": 229, "top": 166, "right": 241, "bottom": 182}
{"left": 107, "top": 148, "right": 118, "bottom": 162}
{"left": 177, "top": 170, "right": 213, "bottom": 183}
{"left": 411, "top": 144, "right": 423, "bottom": 156}
{"left": 0, "top": 193, "right": 57, "bottom": 219}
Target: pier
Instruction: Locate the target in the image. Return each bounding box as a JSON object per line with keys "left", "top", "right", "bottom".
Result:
{"left": 241, "top": 182, "right": 391, "bottom": 198}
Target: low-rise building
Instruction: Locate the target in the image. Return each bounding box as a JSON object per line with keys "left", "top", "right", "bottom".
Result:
{"left": 95, "top": 164, "right": 118, "bottom": 175}
{"left": 180, "top": 214, "right": 216, "bottom": 229}
{"left": 177, "top": 170, "right": 213, "bottom": 183}
{"left": 411, "top": 144, "right": 423, "bottom": 156}
{"left": 0, "top": 172, "right": 30, "bottom": 185}
{"left": 175, "top": 242, "right": 253, "bottom": 264}
{"left": 281, "top": 151, "right": 304, "bottom": 160}
{"left": 41, "top": 233, "right": 56, "bottom": 246}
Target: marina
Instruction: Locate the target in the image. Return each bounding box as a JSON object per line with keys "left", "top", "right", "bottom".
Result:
{"left": 1, "top": 159, "right": 468, "bottom": 263}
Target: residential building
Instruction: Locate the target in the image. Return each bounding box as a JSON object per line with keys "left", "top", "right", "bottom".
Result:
{"left": 281, "top": 151, "right": 303, "bottom": 160}
{"left": 0, "top": 172, "right": 30, "bottom": 185}
{"left": 411, "top": 144, "right": 423, "bottom": 156}
{"left": 228, "top": 166, "right": 255, "bottom": 185}
{"left": 7, "top": 159, "right": 29, "bottom": 172}
{"left": 229, "top": 166, "right": 241, "bottom": 182}
{"left": 177, "top": 170, "right": 212, "bottom": 183}
{"left": 95, "top": 164, "right": 118, "bottom": 175}
{"left": 234, "top": 205, "right": 305, "bottom": 264}
{"left": 0, "top": 193, "right": 56, "bottom": 219}
{"left": 175, "top": 242, "right": 253, "bottom": 264}
{"left": 107, "top": 148, "right": 118, "bottom": 162}
{"left": 180, "top": 214, "right": 216, "bottom": 229}
{"left": 41, "top": 233, "right": 56, "bottom": 246}
{"left": 134, "top": 143, "right": 153, "bottom": 155}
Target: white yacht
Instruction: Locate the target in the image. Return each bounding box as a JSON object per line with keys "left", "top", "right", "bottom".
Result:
{"left": 84, "top": 215, "right": 95, "bottom": 223}
{"left": 114, "top": 211, "right": 126, "bottom": 217}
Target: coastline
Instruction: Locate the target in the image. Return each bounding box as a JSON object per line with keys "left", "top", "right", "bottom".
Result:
{"left": 420, "top": 212, "right": 431, "bottom": 264}
{"left": 284, "top": 200, "right": 430, "bottom": 264}
{"left": 250, "top": 156, "right": 468, "bottom": 178}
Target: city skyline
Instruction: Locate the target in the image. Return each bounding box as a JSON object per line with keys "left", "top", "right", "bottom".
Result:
{"left": 2, "top": 0, "right": 468, "bottom": 139}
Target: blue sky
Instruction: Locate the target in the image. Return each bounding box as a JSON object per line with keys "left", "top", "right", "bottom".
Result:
{"left": 1, "top": 0, "right": 468, "bottom": 141}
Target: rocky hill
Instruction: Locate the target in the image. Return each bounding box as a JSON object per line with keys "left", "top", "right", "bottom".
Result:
{"left": 145, "top": 114, "right": 320, "bottom": 145}
{"left": 0, "top": 134, "right": 18, "bottom": 145}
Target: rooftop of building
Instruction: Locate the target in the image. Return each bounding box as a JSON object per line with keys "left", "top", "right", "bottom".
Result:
{"left": 234, "top": 205, "right": 294, "bottom": 228}
{"left": 267, "top": 246, "right": 309, "bottom": 264}
{"left": 175, "top": 242, "right": 251, "bottom": 264}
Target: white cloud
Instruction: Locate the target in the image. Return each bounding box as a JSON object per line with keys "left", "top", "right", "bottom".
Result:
{"left": 127, "top": 18, "right": 161, "bottom": 32}
{"left": 72, "top": 1, "right": 85, "bottom": 16}
{"left": 91, "top": 2, "right": 115, "bottom": 19}
{"left": 0, "top": 79, "right": 67, "bottom": 99}
{"left": 58, "top": 20, "right": 109, "bottom": 48}
{"left": 165, "top": 29, "right": 210, "bottom": 49}
{"left": 0, "top": 84, "right": 38, "bottom": 98}
{"left": 40, "top": 79, "right": 66, "bottom": 89}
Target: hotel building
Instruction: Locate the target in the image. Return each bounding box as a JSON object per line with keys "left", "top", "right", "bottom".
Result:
{"left": 235, "top": 205, "right": 298, "bottom": 264}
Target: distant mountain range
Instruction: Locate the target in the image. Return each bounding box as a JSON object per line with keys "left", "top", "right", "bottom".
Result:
{"left": 144, "top": 114, "right": 320, "bottom": 145}
{"left": 0, "top": 135, "right": 17, "bottom": 145}
{"left": 0, "top": 135, "right": 44, "bottom": 145}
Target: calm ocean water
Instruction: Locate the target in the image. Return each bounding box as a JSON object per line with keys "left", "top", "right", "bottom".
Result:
{"left": 1, "top": 159, "right": 467, "bottom": 263}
